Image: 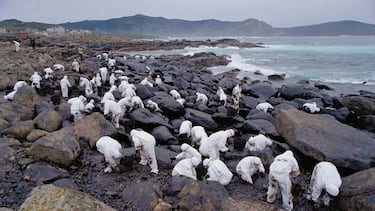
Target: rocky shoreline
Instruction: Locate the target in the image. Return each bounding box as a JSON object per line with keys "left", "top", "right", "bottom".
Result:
{"left": 0, "top": 37, "right": 375, "bottom": 210}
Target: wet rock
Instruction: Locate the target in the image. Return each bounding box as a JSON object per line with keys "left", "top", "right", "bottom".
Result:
{"left": 150, "top": 95, "right": 185, "bottom": 118}
{"left": 74, "top": 112, "right": 117, "bottom": 148}
{"left": 175, "top": 177, "right": 230, "bottom": 211}
{"left": 244, "top": 82, "right": 278, "bottom": 100}
{"left": 1, "top": 120, "right": 34, "bottom": 139}
{"left": 338, "top": 167, "right": 375, "bottom": 210}
{"left": 130, "top": 108, "right": 171, "bottom": 128}
{"left": 320, "top": 107, "right": 353, "bottom": 123}
{"left": 0, "top": 137, "right": 21, "bottom": 147}
{"left": 275, "top": 109, "right": 375, "bottom": 172}
{"left": 135, "top": 84, "right": 155, "bottom": 99}
{"left": 121, "top": 182, "right": 162, "bottom": 211}
{"left": 342, "top": 95, "right": 375, "bottom": 115}
{"left": 217, "top": 76, "right": 239, "bottom": 93}
{"left": 33, "top": 110, "right": 62, "bottom": 132}
{"left": 27, "top": 127, "right": 80, "bottom": 166}
{"left": 0, "top": 118, "right": 10, "bottom": 131}
{"left": 23, "top": 163, "right": 69, "bottom": 184}
{"left": 267, "top": 74, "right": 285, "bottom": 81}
{"left": 222, "top": 197, "right": 282, "bottom": 211}
{"left": 0, "top": 146, "right": 16, "bottom": 173}
{"left": 0, "top": 103, "right": 34, "bottom": 124}
{"left": 26, "top": 129, "right": 49, "bottom": 142}
{"left": 279, "top": 84, "right": 323, "bottom": 100}
{"left": 356, "top": 115, "right": 375, "bottom": 132}
{"left": 241, "top": 96, "right": 259, "bottom": 109}
{"left": 242, "top": 119, "right": 278, "bottom": 136}
{"left": 155, "top": 146, "right": 178, "bottom": 169}
{"left": 212, "top": 112, "right": 245, "bottom": 127}
{"left": 13, "top": 86, "right": 40, "bottom": 108}
{"left": 52, "top": 178, "right": 79, "bottom": 191}
{"left": 19, "top": 184, "right": 114, "bottom": 210}
{"left": 185, "top": 108, "right": 217, "bottom": 131}
{"left": 152, "top": 126, "right": 178, "bottom": 145}
{"left": 35, "top": 101, "right": 55, "bottom": 115}
{"left": 314, "top": 82, "right": 335, "bottom": 91}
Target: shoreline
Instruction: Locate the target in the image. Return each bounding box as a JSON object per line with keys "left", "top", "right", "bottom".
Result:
{"left": 0, "top": 36, "right": 374, "bottom": 210}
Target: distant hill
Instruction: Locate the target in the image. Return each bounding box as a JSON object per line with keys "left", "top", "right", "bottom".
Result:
{"left": 61, "top": 14, "right": 276, "bottom": 37}
{"left": 0, "top": 19, "right": 54, "bottom": 31}
{"left": 2, "top": 15, "right": 375, "bottom": 37}
{"left": 279, "top": 20, "right": 375, "bottom": 36}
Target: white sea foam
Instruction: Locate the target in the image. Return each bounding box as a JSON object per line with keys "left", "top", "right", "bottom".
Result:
{"left": 311, "top": 78, "right": 375, "bottom": 85}
{"left": 226, "top": 53, "right": 280, "bottom": 76}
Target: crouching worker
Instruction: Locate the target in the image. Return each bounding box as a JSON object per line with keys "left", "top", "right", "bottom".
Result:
{"left": 203, "top": 158, "right": 233, "bottom": 185}
{"left": 172, "top": 157, "right": 201, "bottom": 180}
{"left": 267, "top": 150, "right": 300, "bottom": 211}
{"left": 130, "top": 129, "right": 159, "bottom": 174}
{"left": 307, "top": 161, "right": 342, "bottom": 206}
{"left": 236, "top": 156, "right": 265, "bottom": 184}
{"left": 96, "top": 136, "right": 123, "bottom": 173}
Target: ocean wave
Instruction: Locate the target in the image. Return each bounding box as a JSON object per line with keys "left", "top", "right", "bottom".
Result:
{"left": 226, "top": 54, "right": 281, "bottom": 76}
{"left": 311, "top": 78, "right": 375, "bottom": 85}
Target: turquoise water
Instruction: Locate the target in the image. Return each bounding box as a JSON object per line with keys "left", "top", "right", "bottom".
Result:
{"left": 128, "top": 36, "right": 375, "bottom": 95}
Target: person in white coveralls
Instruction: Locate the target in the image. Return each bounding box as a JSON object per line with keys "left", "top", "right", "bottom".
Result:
{"left": 72, "top": 59, "right": 80, "bottom": 72}
{"left": 172, "top": 157, "right": 201, "bottom": 180}
{"left": 130, "top": 129, "right": 159, "bottom": 174}
{"left": 67, "top": 95, "right": 86, "bottom": 122}
{"left": 236, "top": 156, "right": 265, "bottom": 184}
{"left": 60, "top": 75, "right": 71, "bottom": 98}
{"left": 267, "top": 150, "right": 300, "bottom": 211}
{"left": 203, "top": 158, "right": 233, "bottom": 185}
{"left": 199, "top": 129, "right": 234, "bottom": 161}
{"left": 175, "top": 143, "right": 202, "bottom": 164}
{"left": 245, "top": 134, "right": 273, "bottom": 152}
{"left": 96, "top": 136, "right": 124, "bottom": 173}
{"left": 307, "top": 161, "right": 342, "bottom": 206}
{"left": 29, "top": 72, "right": 42, "bottom": 89}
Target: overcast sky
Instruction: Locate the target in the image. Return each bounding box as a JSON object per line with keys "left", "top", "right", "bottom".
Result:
{"left": 0, "top": 0, "right": 374, "bottom": 27}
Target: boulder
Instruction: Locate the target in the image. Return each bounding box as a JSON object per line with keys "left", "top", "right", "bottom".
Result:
{"left": 74, "top": 112, "right": 117, "bottom": 148}
{"left": 26, "top": 129, "right": 49, "bottom": 142}
{"left": 244, "top": 83, "right": 278, "bottom": 100}
{"left": 152, "top": 126, "right": 177, "bottom": 145}
{"left": 0, "top": 103, "right": 34, "bottom": 124}
{"left": 0, "top": 118, "right": 10, "bottom": 131}
{"left": 338, "top": 168, "right": 375, "bottom": 210}
{"left": 27, "top": 127, "right": 80, "bottom": 166}
{"left": 129, "top": 108, "right": 172, "bottom": 129}
{"left": 150, "top": 95, "right": 185, "bottom": 118}
{"left": 356, "top": 115, "right": 375, "bottom": 132}
{"left": 23, "top": 163, "right": 69, "bottom": 184}
{"left": 275, "top": 109, "right": 375, "bottom": 171}
{"left": 155, "top": 146, "right": 178, "bottom": 169}
{"left": 121, "top": 182, "right": 162, "bottom": 211}
{"left": 19, "top": 184, "right": 114, "bottom": 211}
{"left": 279, "top": 84, "right": 323, "bottom": 100}
{"left": 135, "top": 84, "right": 155, "bottom": 99}
{"left": 222, "top": 197, "right": 282, "bottom": 211}
{"left": 33, "top": 109, "right": 62, "bottom": 132}
{"left": 0, "top": 146, "right": 16, "bottom": 173}
{"left": 1, "top": 120, "right": 34, "bottom": 139}
{"left": 267, "top": 74, "right": 285, "bottom": 81}
{"left": 13, "top": 86, "right": 40, "bottom": 108}
{"left": 185, "top": 108, "right": 217, "bottom": 131}
{"left": 242, "top": 119, "right": 278, "bottom": 136}
{"left": 342, "top": 96, "right": 375, "bottom": 115}
{"left": 173, "top": 177, "right": 230, "bottom": 211}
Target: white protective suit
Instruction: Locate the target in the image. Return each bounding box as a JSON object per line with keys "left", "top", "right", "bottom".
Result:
{"left": 131, "top": 96, "right": 144, "bottom": 110}
{"left": 217, "top": 87, "right": 227, "bottom": 106}
{"left": 245, "top": 134, "right": 273, "bottom": 152}
{"left": 85, "top": 99, "right": 95, "bottom": 113}
{"left": 190, "top": 126, "right": 208, "bottom": 147}
{"left": 172, "top": 157, "right": 201, "bottom": 180}
{"left": 267, "top": 150, "right": 300, "bottom": 211}
{"left": 308, "top": 161, "right": 342, "bottom": 205}
{"left": 196, "top": 92, "right": 208, "bottom": 105}
{"left": 79, "top": 77, "right": 93, "bottom": 96}
{"left": 203, "top": 159, "right": 233, "bottom": 185}
{"left": 68, "top": 96, "right": 86, "bottom": 122}
{"left": 236, "top": 156, "right": 265, "bottom": 184}
{"left": 96, "top": 136, "right": 123, "bottom": 173}
{"left": 140, "top": 77, "right": 153, "bottom": 87}
{"left": 99, "top": 67, "right": 108, "bottom": 84}
{"left": 101, "top": 85, "right": 116, "bottom": 103}
{"left": 146, "top": 100, "right": 161, "bottom": 112}
{"left": 72, "top": 59, "right": 80, "bottom": 72}
{"left": 303, "top": 102, "right": 321, "bottom": 113}
{"left": 169, "top": 89, "right": 181, "bottom": 100}
{"left": 155, "top": 75, "right": 163, "bottom": 85}
{"left": 95, "top": 73, "right": 102, "bottom": 88}
{"left": 53, "top": 64, "right": 64, "bottom": 71}
{"left": 256, "top": 102, "right": 274, "bottom": 112}
{"left": 179, "top": 120, "right": 192, "bottom": 138}
{"left": 199, "top": 129, "right": 234, "bottom": 160}
{"left": 103, "top": 99, "right": 124, "bottom": 128}
{"left": 109, "top": 73, "right": 116, "bottom": 86}
{"left": 43, "top": 67, "right": 54, "bottom": 79}
{"left": 29, "top": 72, "right": 42, "bottom": 88}
{"left": 232, "top": 83, "right": 242, "bottom": 102}
{"left": 121, "top": 86, "right": 136, "bottom": 98}
{"left": 175, "top": 143, "right": 202, "bottom": 164}
{"left": 130, "top": 129, "right": 159, "bottom": 174}
{"left": 60, "top": 76, "right": 71, "bottom": 98}
{"left": 13, "top": 41, "right": 20, "bottom": 52}
{"left": 4, "top": 81, "right": 27, "bottom": 101}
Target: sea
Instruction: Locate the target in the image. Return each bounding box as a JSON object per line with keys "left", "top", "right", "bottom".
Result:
{"left": 129, "top": 36, "right": 375, "bottom": 95}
